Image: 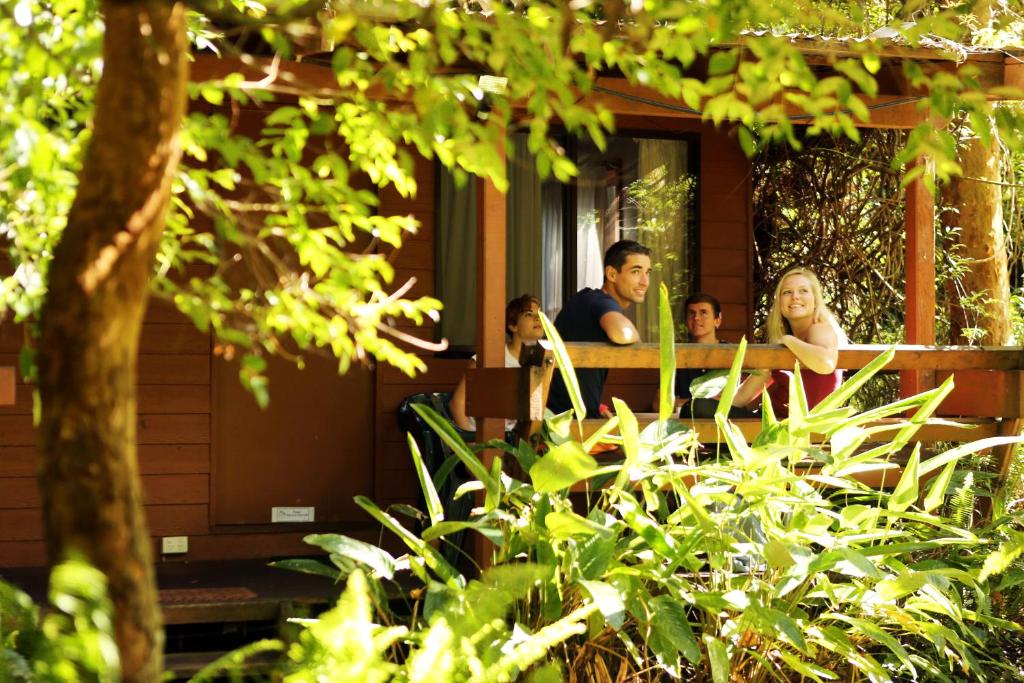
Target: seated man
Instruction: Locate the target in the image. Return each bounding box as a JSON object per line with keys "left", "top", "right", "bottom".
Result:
{"left": 547, "top": 240, "right": 651, "bottom": 419}
{"left": 673, "top": 292, "right": 758, "bottom": 419}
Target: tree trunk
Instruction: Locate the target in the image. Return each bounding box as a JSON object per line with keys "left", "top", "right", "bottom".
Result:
{"left": 940, "top": 132, "right": 1012, "bottom": 345}
{"left": 36, "top": 2, "right": 188, "bottom": 680}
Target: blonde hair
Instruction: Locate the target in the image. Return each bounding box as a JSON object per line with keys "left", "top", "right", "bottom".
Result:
{"left": 765, "top": 267, "right": 847, "bottom": 343}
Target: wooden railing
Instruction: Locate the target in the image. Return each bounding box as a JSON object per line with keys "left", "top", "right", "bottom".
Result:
{"left": 560, "top": 342, "right": 1024, "bottom": 371}
{"left": 464, "top": 343, "right": 1024, "bottom": 488}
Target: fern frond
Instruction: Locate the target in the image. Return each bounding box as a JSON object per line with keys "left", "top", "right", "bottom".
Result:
{"left": 950, "top": 472, "right": 976, "bottom": 529}
{"left": 481, "top": 604, "right": 596, "bottom": 682}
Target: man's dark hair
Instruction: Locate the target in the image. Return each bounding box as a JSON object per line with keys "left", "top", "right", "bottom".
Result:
{"left": 603, "top": 239, "right": 651, "bottom": 273}
{"left": 505, "top": 293, "right": 541, "bottom": 334}
{"left": 685, "top": 292, "right": 721, "bottom": 317}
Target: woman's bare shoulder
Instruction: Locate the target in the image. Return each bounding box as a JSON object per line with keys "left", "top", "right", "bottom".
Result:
{"left": 807, "top": 320, "right": 840, "bottom": 346}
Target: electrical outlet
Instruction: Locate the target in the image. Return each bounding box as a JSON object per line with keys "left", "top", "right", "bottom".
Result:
{"left": 161, "top": 536, "right": 188, "bottom": 554}
{"left": 271, "top": 506, "right": 315, "bottom": 523}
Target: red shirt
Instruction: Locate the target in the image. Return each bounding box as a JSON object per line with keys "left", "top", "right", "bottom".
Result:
{"left": 766, "top": 367, "right": 842, "bottom": 417}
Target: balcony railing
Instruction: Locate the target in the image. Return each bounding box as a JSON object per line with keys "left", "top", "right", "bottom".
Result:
{"left": 464, "top": 342, "right": 1024, "bottom": 489}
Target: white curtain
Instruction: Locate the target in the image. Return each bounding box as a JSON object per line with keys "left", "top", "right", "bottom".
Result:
{"left": 541, "top": 179, "right": 563, "bottom": 318}
{"left": 634, "top": 139, "right": 693, "bottom": 340}
{"left": 576, "top": 160, "right": 604, "bottom": 290}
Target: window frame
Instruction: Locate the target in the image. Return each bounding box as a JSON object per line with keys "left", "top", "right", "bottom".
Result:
{"left": 433, "top": 128, "right": 702, "bottom": 349}
{"left": 558, "top": 128, "right": 702, "bottom": 311}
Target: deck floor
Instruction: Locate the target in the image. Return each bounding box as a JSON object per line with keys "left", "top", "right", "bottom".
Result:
{"left": 0, "top": 557, "right": 342, "bottom": 625}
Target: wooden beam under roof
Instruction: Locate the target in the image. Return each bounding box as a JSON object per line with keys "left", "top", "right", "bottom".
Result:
{"left": 588, "top": 77, "right": 929, "bottom": 129}
{"left": 1005, "top": 54, "right": 1024, "bottom": 90}
{"left": 726, "top": 33, "right": 1009, "bottom": 63}
{"left": 190, "top": 49, "right": 1020, "bottom": 130}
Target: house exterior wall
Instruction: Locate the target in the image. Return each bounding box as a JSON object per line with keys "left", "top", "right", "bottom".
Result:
{"left": 0, "top": 303, "right": 221, "bottom": 567}
{"left": 0, "top": 119, "right": 750, "bottom": 568}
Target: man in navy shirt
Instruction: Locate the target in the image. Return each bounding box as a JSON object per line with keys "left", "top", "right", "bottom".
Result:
{"left": 547, "top": 240, "right": 652, "bottom": 418}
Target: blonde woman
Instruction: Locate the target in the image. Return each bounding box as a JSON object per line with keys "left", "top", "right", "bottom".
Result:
{"left": 733, "top": 267, "right": 847, "bottom": 416}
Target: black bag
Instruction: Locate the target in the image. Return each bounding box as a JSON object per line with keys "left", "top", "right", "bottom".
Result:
{"left": 396, "top": 392, "right": 473, "bottom": 566}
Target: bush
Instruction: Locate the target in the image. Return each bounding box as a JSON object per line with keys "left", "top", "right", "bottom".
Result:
{"left": 0, "top": 559, "right": 120, "bottom": 682}
{"left": 27, "top": 286, "right": 1019, "bottom": 682}
{"left": 245, "top": 284, "right": 1021, "bottom": 682}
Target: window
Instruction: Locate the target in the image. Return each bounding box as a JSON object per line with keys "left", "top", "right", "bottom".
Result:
{"left": 437, "top": 132, "right": 698, "bottom": 348}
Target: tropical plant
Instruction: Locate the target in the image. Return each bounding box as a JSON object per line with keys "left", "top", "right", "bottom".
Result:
{"left": 0, "top": 559, "right": 120, "bottom": 682}
{"left": 7, "top": 0, "right": 1024, "bottom": 676}
{"left": 227, "top": 284, "right": 1023, "bottom": 682}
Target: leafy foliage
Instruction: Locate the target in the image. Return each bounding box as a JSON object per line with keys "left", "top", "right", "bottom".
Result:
{"left": 244, "top": 285, "right": 1024, "bottom": 681}
{"left": 4, "top": 0, "right": 1024, "bottom": 396}
{"left": 0, "top": 559, "right": 120, "bottom": 682}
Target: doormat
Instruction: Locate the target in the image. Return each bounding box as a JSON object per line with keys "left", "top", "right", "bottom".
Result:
{"left": 158, "top": 587, "right": 258, "bottom": 604}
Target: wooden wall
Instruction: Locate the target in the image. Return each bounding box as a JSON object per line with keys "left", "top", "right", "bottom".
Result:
{"left": 0, "top": 297, "right": 389, "bottom": 569}
{"left": 0, "top": 117, "right": 751, "bottom": 569}
{"left": 374, "top": 155, "right": 472, "bottom": 511}
{"left": 0, "top": 302, "right": 219, "bottom": 567}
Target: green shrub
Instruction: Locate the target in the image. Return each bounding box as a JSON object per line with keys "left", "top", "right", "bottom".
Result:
{"left": 0, "top": 559, "right": 120, "bottom": 682}
{"left": 245, "top": 285, "right": 1024, "bottom": 681}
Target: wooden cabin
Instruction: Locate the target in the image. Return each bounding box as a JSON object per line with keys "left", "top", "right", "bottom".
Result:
{"left": 1, "top": 41, "right": 1022, "bottom": 574}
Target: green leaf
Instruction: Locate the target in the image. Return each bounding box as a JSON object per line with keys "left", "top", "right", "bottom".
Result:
{"left": 649, "top": 595, "right": 701, "bottom": 666}
{"left": 814, "top": 346, "right": 894, "bottom": 414}
{"left": 658, "top": 283, "right": 676, "bottom": 428}
{"left": 764, "top": 540, "right": 796, "bottom": 569}
{"left": 579, "top": 580, "right": 626, "bottom": 629}
{"left": 714, "top": 336, "right": 747, "bottom": 421}
{"left": 919, "top": 435, "right": 1024, "bottom": 477}
{"left": 410, "top": 403, "right": 500, "bottom": 502}
{"left": 704, "top": 634, "right": 730, "bottom": 683}
{"left": 615, "top": 493, "right": 677, "bottom": 558}
{"left": 531, "top": 441, "right": 598, "bottom": 492}
{"left": 979, "top": 531, "right": 1024, "bottom": 582}
{"left": 421, "top": 518, "right": 497, "bottom": 542}
{"left": 746, "top": 604, "right": 808, "bottom": 653}
{"left": 831, "top": 615, "right": 915, "bottom": 675}
{"left": 611, "top": 397, "right": 640, "bottom": 493}
{"left": 407, "top": 433, "right": 444, "bottom": 526}
{"left": 545, "top": 510, "right": 611, "bottom": 539}
{"left": 301, "top": 533, "right": 397, "bottom": 580}
{"left": 354, "top": 496, "right": 463, "bottom": 588}
{"left": 737, "top": 126, "right": 756, "bottom": 157}
{"left": 863, "top": 53, "right": 882, "bottom": 74}
{"left": 239, "top": 353, "right": 270, "bottom": 409}
{"left": 577, "top": 533, "right": 616, "bottom": 580}
{"left": 539, "top": 312, "right": 586, "bottom": 422}
{"left": 708, "top": 49, "right": 738, "bottom": 76}
{"left": 888, "top": 443, "right": 920, "bottom": 512}
{"left": 268, "top": 558, "right": 340, "bottom": 580}
{"left": 582, "top": 415, "right": 620, "bottom": 454}
{"left": 922, "top": 457, "right": 957, "bottom": 513}
{"left": 875, "top": 571, "right": 926, "bottom": 601}
{"left": 776, "top": 651, "right": 837, "bottom": 682}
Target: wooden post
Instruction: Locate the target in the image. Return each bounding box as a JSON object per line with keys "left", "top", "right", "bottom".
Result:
{"left": 474, "top": 140, "right": 506, "bottom": 568}
{"left": 901, "top": 157, "right": 936, "bottom": 397}
{"left": 476, "top": 176, "right": 507, "bottom": 444}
